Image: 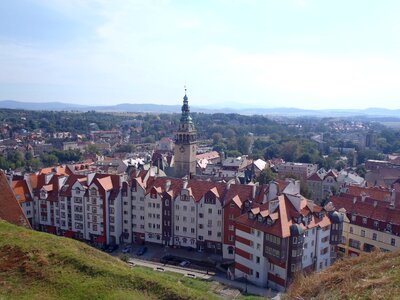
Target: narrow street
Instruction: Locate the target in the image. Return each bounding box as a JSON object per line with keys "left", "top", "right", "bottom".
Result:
{"left": 127, "top": 257, "right": 278, "bottom": 299}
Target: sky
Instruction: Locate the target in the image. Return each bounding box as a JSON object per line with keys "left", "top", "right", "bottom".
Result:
{"left": 0, "top": 0, "right": 400, "bottom": 109}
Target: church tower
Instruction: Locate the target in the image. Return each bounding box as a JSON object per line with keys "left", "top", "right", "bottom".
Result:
{"left": 174, "top": 88, "right": 197, "bottom": 178}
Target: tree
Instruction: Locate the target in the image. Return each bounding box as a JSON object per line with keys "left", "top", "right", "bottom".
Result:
{"left": 298, "top": 153, "right": 312, "bottom": 163}
{"left": 237, "top": 136, "right": 251, "bottom": 155}
{"left": 225, "top": 128, "right": 236, "bottom": 139}
{"left": 280, "top": 141, "right": 299, "bottom": 162}
{"left": 300, "top": 180, "right": 312, "bottom": 199}
{"left": 211, "top": 133, "right": 223, "bottom": 145}
{"left": 264, "top": 144, "right": 281, "bottom": 159}
{"left": 86, "top": 144, "right": 99, "bottom": 155}
{"left": 41, "top": 153, "right": 58, "bottom": 167}
{"left": 256, "top": 168, "right": 276, "bottom": 184}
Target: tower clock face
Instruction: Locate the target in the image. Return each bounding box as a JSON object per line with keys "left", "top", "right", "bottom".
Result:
{"left": 179, "top": 145, "right": 185, "bottom": 153}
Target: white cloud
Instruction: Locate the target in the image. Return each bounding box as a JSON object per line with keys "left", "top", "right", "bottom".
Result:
{"left": 1, "top": 1, "right": 400, "bottom": 109}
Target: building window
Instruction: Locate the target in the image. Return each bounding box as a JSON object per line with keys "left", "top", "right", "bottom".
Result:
{"left": 349, "top": 226, "right": 353, "bottom": 234}
{"left": 361, "top": 230, "right": 365, "bottom": 237}
{"left": 230, "top": 202, "right": 235, "bottom": 208}
{"left": 165, "top": 199, "right": 169, "bottom": 206}
{"left": 374, "top": 220, "right": 379, "bottom": 228}
{"left": 208, "top": 231, "right": 212, "bottom": 236}
{"left": 229, "top": 225, "right": 234, "bottom": 231}
{"left": 391, "top": 238, "right": 396, "bottom": 246}
{"left": 208, "top": 208, "right": 212, "bottom": 214}
{"left": 349, "top": 238, "right": 360, "bottom": 249}
{"left": 372, "top": 233, "right": 377, "bottom": 241}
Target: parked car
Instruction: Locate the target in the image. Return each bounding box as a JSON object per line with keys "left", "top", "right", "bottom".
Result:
{"left": 106, "top": 244, "right": 118, "bottom": 253}
{"left": 160, "top": 255, "right": 182, "bottom": 265}
{"left": 122, "top": 246, "right": 132, "bottom": 254}
{"left": 136, "top": 246, "right": 147, "bottom": 256}
{"left": 179, "top": 260, "right": 190, "bottom": 267}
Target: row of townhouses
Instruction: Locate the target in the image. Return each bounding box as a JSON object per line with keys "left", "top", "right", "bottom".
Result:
{"left": 10, "top": 169, "right": 343, "bottom": 291}
{"left": 329, "top": 182, "right": 400, "bottom": 257}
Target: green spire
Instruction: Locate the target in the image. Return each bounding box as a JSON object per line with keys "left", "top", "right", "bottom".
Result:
{"left": 180, "top": 87, "right": 192, "bottom": 123}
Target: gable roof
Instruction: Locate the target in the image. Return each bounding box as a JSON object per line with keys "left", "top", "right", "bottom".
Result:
{"left": 0, "top": 171, "right": 31, "bottom": 229}
{"left": 235, "top": 194, "right": 330, "bottom": 238}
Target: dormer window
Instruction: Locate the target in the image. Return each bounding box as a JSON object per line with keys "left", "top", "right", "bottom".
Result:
{"left": 90, "top": 188, "right": 97, "bottom": 196}
{"left": 230, "top": 202, "right": 235, "bottom": 208}
{"left": 267, "top": 217, "right": 273, "bottom": 226}
{"left": 249, "top": 212, "right": 254, "bottom": 219}
{"left": 244, "top": 201, "right": 250, "bottom": 208}
{"left": 386, "top": 223, "right": 392, "bottom": 232}
{"left": 40, "top": 190, "right": 47, "bottom": 199}
{"left": 257, "top": 215, "right": 263, "bottom": 223}
{"left": 351, "top": 214, "right": 356, "bottom": 222}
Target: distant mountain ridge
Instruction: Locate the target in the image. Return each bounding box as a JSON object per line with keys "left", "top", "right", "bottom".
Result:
{"left": 1, "top": 100, "right": 400, "bottom": 117}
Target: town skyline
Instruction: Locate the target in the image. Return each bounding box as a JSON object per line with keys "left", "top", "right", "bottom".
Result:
{"left": 1, "top": 1, "right": 400, "bottom": 109}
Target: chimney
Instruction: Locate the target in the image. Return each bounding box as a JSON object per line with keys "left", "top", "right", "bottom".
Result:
{"left": 252, "top": 184, "right": 257, "bottom": 200}
{"left": 294, "top": 180, "right": 301, "bottom": 195}
{"left": 183, "top": 177, "right": 188, "bottom": 189}
{"left": 165, "top": 180, "right": 171, "bottom": 192}
{"left": 361, "top": 192, "right": 366, "bottom": 202}
{"left": 226, "top": 181, "right": 232, "bottom": 190}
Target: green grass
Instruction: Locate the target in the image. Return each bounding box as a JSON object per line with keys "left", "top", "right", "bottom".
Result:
{"left": 0, "top": 220, "right": 226, "bottom": 300}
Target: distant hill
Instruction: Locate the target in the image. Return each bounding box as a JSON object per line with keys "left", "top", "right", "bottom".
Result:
{"left": 286, "top": 250, "right": 400, "bottom": 299}
{"left": 1, "top": 100, "right": 400, "bottom": 117}
{"left": 0, "top": 220, "right": 219, "bottom": 300}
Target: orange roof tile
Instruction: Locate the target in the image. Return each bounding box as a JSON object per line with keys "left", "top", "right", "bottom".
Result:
{"left": 0, "top": 171, "right": 31, "bottom": 229}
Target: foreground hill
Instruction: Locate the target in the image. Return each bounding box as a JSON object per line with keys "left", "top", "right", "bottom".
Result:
{"left": 0, "top": 220, "right": 222, "bottom": 300}
{"left": 287, "top": 250, "right": 400, "bottom": 300}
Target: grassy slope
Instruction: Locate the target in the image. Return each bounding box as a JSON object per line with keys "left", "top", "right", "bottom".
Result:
{"left": 287, "top": 250, "right": 400, "bottom": 300}
{"left": 0, "top": 220, "right": 223, "bottom": 300}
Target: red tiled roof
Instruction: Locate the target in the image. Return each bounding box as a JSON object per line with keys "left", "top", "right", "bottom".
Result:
{"left": 347, "top": 185, "right": 390, "bottom": 202}
{"left": 11, "top": 180, "right": 32, "bottom": 203}
{"left": 236, "top": 194, "right": 330, "bottom": 238}
{"left": 196, "top": 151, "right": 220, "bottom": 160}
{"left": 330, "top": 195, "right": 400, "bottom": 225}
{"left": 0, "top": 171, "right": 31, "bottom": 229}
{"left": 307, "top": 172, "right": 323, "bottom": 181}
